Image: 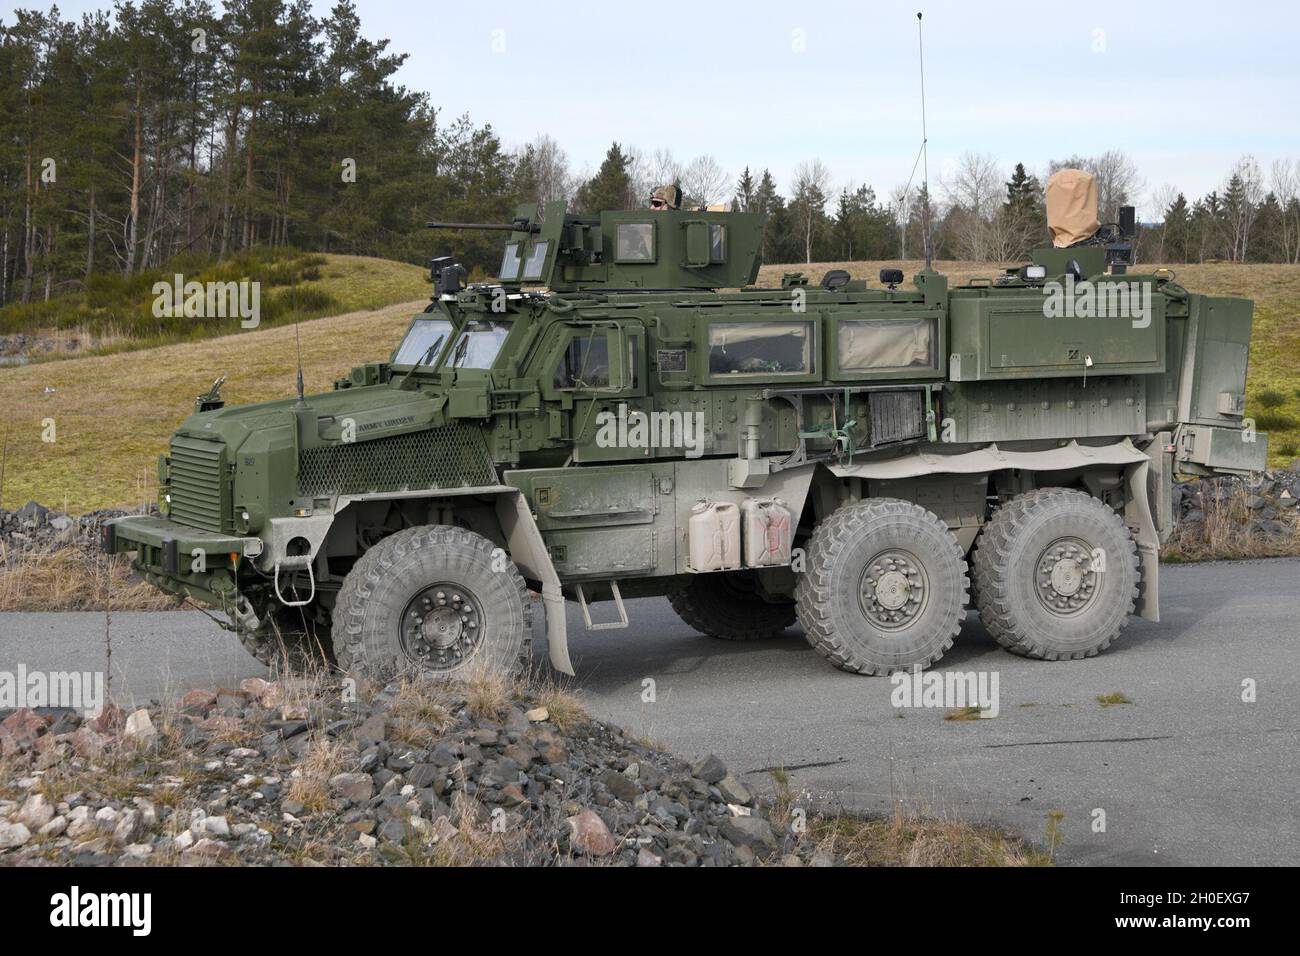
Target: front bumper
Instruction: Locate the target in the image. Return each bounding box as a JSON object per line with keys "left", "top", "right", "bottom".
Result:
{"left": 104, "top": 514, "right": 263, "bottom": 603}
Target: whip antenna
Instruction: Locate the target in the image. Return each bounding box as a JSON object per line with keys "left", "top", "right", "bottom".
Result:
{"left": 917, "top": 11, "right": 932, "bottom": 270}
{"left": 294, "top": 320, "right": 305, "bottom": 403}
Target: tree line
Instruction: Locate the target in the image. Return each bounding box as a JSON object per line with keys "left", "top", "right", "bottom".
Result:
{"left": 3, "top": 1, "right": 1299, "bottom": 311}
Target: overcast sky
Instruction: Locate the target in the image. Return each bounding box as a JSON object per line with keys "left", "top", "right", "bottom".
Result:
{"left": 9, "top": 0, "right": 1299, "bottom": 218}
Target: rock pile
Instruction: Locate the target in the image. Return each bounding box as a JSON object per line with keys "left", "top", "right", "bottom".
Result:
{"left": 0, "top": 675, "right": 827, "bottom": 867}
{"left": 1172, "top": 465, "right": 1300, "bottom": 540}
{"left": 0, "top": 332, "right": 63, "bottom": 359}
{"left": 0, "top": 501, "right": 151, "bottom": 562}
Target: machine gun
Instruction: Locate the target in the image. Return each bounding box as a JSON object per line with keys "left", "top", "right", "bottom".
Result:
{"left": 424, "top": 217, "right": 540, "bottom": 233}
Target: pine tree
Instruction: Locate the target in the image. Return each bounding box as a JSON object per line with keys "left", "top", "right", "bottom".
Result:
{"left": 1003, "top": 162, "right": 1040, "bottom": 213}
{"left": 734, "top": 167, "right": 755, "bottom": 212}
{"left": 574, "top": 143, "right": 632, "bottom": 214}
{"left": 1162, "top": 193, "right": 1189, "bottom": 263}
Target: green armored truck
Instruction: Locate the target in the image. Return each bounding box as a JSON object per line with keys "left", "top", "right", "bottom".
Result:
{"left": 105, "top": 172, "right": 1266, "bottom": 678}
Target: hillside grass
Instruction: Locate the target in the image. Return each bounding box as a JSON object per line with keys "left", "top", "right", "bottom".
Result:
{"left": 0, "top": 299, "right": 427, "bottom": 513}
{"left": 760, "top": 259, "right": 1300, "bottom": 468}
{"left": 1, "top": 258, "right": 1298, "bottom": 515}
{"left": 0, "top": 251, "right": 430, "bottom": 360}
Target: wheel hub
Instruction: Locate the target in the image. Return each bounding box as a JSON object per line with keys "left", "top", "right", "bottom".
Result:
{"left": 859, "top": 551, "right": 928, "bottom": 630}
{"left": 1036, "top": 539, "right": 1099, "bottom": 615}
{"left": 401, "top": 586, "right": 481, "bottom": 669}
{"left": 874, "top": 570, "right": 912, "bottom": 610}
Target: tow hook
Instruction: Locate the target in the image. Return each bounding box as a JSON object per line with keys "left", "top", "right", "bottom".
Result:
{"left": 274, "top": 555, "right": 316, "bottom": 607}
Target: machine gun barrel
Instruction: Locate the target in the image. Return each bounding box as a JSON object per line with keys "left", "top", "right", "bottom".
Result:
{"left": 424, "top": 220, "right": 539, "bottom": 233}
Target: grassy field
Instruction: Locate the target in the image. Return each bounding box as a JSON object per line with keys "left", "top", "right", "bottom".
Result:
{"left": 0, "top": 298, "right": 427, "bottom": 513}
{"left": 1, "top": 258, "right": 1297, "bottom": 515}
{"left": 0, "top": 251, "right": 430, "bottom": 360}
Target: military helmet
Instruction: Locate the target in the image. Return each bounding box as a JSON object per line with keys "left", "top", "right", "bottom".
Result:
{"left": 649, "top": 184, "right": 682, "bottom": 210}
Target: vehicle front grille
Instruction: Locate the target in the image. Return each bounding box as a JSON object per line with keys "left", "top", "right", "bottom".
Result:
{"left": 298, "top": 423, "right": 496, "bottom": 497}
{"left": 169, "top": 436, "right": 227, "bottom": 532}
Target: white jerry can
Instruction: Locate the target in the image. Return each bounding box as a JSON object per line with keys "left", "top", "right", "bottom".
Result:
{"left": 741, "top": 497, "right": 793, "bottom": 567}
{"left": 687, "top": 501, "right": 741, "bottom": 572}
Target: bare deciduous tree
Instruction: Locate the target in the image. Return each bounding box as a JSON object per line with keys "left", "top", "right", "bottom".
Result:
{"left": 1223, "top": 155, "right": 1263, "bottom": 262}
{"left": 1148, "top": 183, "right": 1179, "bottom": 261}
{"left": 944, "top": 152, "right": 1001, "bottom": 261}
{"left": 679, "top": 155, "right": 730, "bottom": 208}
{"left": 791, "top": 159, "right": 831, "bottom": 263}
{"left": 1271, "top": 158, "right": 1300, "bottom": 264}
{"left": 525, "top": 133, "right": 572, "bottom": 205}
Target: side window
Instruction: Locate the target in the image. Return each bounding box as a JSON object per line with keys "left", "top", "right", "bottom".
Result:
{"left": 499, "top": 243, "right": 521, "bottom": 280}
{"left": 554, "top": 333, "right": 612, "bottom": 389}
{"left": 709, "top": 322, "right": 811, "bottom": 376}
{"left": 616, "top": 223, "right": 655, "bottom": 262}
{"left": 522, "top": 240, "right": 550, "bottom": 280}
{"left": 709, "top": 224, "right": 726, "bottom": 262}
{"left": 837, "top": 318, "right": 936, "bottom": 371}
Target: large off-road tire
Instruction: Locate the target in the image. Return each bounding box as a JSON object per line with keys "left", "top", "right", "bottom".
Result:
{"left": 795, "top": 498, "right": 968, "bottom": 675}
{"left": 667, "top": 572, "right": 797, "bottom": 641}
{"left": 972, "top": 488, "right": 1139, "bottom": 660}
{"left": 237, "top": 606, "right": 334, "bottom": 673}
{"left": 332, "top": 525, "right": 531, "bottom": 679}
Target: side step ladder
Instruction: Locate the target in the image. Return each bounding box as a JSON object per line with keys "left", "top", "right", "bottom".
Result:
{"left": 574, "top": 580, "right": 629, "bottom": 630}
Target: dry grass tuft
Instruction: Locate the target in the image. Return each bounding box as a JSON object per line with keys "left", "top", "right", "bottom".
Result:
{"left": 531, "top": 678, "right": 587, "bottom": 733}
{"left": 811, "top": 807, "right": 1051, "bottom": 867}
{"left": 388, "top": 675, "right": 458, "bottom": 748}
{"left": 288, "top": 738, "right": 355, "bottom": 812}
{"left": 0, "top": 545, "right": 177, "bottom": 611}
{"left": 1162, "top": 482, "right": 1300, "bottom": 561}
{"left": 462, "top": 664, "right": 517, "bottom": 722}
{"left": 1096, "top": 692, "right": 1133, "bottom": 707}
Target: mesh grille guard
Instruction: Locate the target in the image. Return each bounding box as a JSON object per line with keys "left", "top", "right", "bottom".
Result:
{"left": 297, "top": 423, "right": 496, "bottom": 497}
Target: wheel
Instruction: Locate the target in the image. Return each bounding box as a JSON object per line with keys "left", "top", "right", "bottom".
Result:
{"left": 667, "top": 571, "right": 796, "bottom": 640}
{"left": 332, "top": 525, "right": 531, "bottom": 679}
{"left": 237, "top": 605, "right": 334, "bottom": 673}
{"left": 795, "top": 498, "right": 968, "bottom": 674}
{"left": 972, "top": 488, "right": 1139, "bottom": 660}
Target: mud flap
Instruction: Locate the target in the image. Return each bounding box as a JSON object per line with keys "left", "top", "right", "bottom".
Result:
{"left": 830, "top": 438, "right": 1160, "bottom": 622}
{"left": 495, "top": 491, "right": 574, "bottom": 675}
{"left": 1124, "top": 457, "right": 1160, "bottom": 623}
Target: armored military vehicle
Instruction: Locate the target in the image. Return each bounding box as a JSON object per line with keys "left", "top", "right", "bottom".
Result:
{"left": 105, "top": 172, "right": 1266, "bottom": 678}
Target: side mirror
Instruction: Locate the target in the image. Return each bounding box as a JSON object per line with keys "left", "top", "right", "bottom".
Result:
{"left": 879, "top": 268, "right": 904, "bottom": 288}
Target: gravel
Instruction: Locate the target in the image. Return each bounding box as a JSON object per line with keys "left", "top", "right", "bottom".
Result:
{"left": 0, "top": 674, "right": 827, "bottom": 867}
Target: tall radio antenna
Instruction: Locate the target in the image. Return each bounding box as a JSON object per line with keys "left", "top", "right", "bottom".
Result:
{"left": 917, "top": 11, "right": 932, "bottom": 270}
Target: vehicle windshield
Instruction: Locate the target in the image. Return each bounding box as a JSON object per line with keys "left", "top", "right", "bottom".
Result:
{"left": 391, "top": 317, "right": 454, "bottom": 367}
{"left": 449, "top": 319, "right": 513, "bottom": 370}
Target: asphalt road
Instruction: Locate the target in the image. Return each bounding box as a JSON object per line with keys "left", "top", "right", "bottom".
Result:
{"left": 3, "top": 558, "right": 1297, "bottom": 866}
